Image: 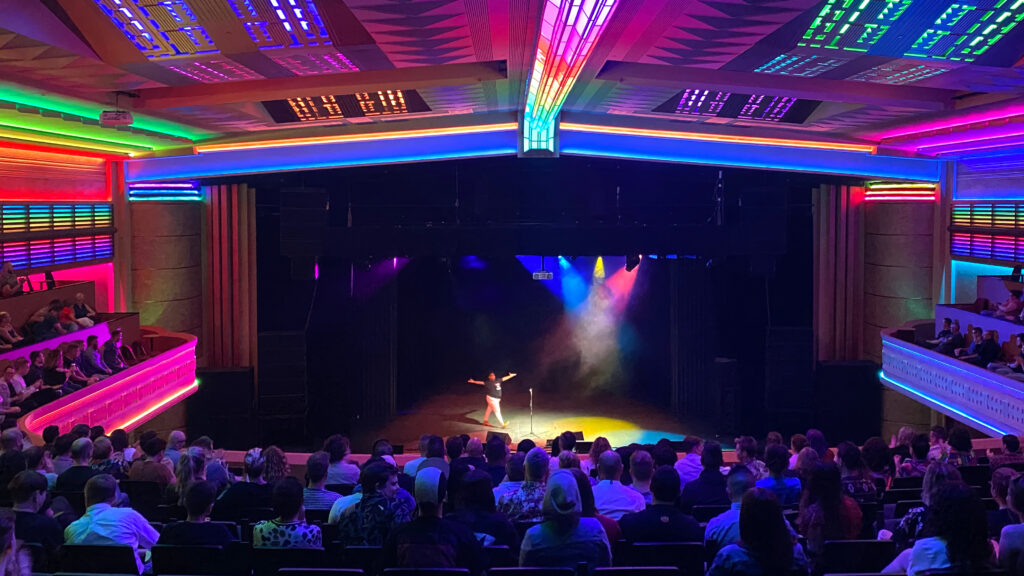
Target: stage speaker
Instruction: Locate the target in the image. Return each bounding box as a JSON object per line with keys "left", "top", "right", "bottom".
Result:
{"left": 487, "top": 431, "right": 512, "bottom": 445}
{"left": 815, "top": 360, "right": 881, "bottom": 444}
{"left": 187, "top": 367, "right": 255, "bottom": 450}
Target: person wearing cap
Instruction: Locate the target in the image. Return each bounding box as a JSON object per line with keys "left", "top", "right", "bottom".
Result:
{"left": 382, "top": 467, "right": 485, "bottom": 575}
{"left": 519, "top": 469, "right": 611, "bottom": 570}
{"left": 498, "top": 447, "right": 549, "bottom": 523}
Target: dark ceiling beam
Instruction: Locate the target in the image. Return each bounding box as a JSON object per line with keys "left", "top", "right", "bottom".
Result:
{"left": 596, "top": 61, "right": 961, "bottom": 111}
{"left": 134, "top": 60, "right": 508, "bottom": 109}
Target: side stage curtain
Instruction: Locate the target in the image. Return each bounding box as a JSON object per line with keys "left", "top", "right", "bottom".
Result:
{"left": 813, "top": 184, "right": 864, "bottom": 362}
{"left": 203, "top": 183, "right": 258, "bottom": 367}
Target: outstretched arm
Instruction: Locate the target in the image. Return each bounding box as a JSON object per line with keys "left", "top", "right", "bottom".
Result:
{"left": 468, "top": 379, "right": 485, "bottom": 385}
{"left": 501, "top": 372, "right": 517, "bottom": 382}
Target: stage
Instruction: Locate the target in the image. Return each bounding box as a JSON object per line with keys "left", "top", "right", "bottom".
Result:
{"left": 353, "top": 385, "right": 704, "bottom": 450}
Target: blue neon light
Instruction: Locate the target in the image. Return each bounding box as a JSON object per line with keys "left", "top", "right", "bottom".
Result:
{"left": 879, "top": 370, "right": 1008, "bottom": 436}
{"left": 950, "top": 259, "right": 1014, "bottom": 303}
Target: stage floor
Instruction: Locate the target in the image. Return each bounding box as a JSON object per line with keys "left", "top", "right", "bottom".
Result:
{"left": 355, "top": 387, "right": 698, "bottom": 450}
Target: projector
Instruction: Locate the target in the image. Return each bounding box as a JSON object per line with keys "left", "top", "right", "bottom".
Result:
{"left": 532, "top": 271, "right": 554, "bottom": 280}
{"left": 100, "top": 110, "right": 134, "bottom": 126}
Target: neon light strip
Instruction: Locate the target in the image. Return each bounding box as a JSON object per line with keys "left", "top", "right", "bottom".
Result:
{"left": 128, "top": 182, "right": 202, "bottom": 202}
{"left": 874, "top": 104, "right": 1024, "bottom": 141}
{"left": 560, "top": 122, "right": 877, "bottom": 153}
{"left": 0, "top": 131, "right": 138, "bottom": 157}
{"left": 863, "top": 181, "right": 936, "bottom": 202}
{"left": 0, "top": 121, "right": 154, "bottom": 151}
{"left": 879, "top": 371, "right": 1008, "bottom": 437}
{"left": 522, "top": 0, "right": 620, "bottom": 152}
{"left": 112, "top": 380, "right": 199, "bottom": 431}
{"left": 194, "top": 123, "right": 518, "bottom": 154}
{"left": 0, "top": 140, "right": 128, "bottom": 161}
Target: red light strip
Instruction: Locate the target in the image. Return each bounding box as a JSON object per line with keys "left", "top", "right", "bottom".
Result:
{"left": 0, "top": 140, "right": 129, "bottom": 161}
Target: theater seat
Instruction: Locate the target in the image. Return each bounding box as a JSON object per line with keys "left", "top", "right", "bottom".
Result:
{"left": 325, "top": 484, "right": 356, "bottom": 496}
{"left": 252, "top": 547, "right": 327, "bottom": 576}
{"left": 690, "top": 505, "right": 729, "bottom": 523}
{"left": 59, "top": 544, "right": 140, "bottom": 574}
{"left": 383, "top": 569, "right": 469, "bottom": 576}
{"left": 340, "top": 545, "right": 383, "bottom": 575}
{"left": 617, "top": 542, "right": 704, "bottom": 576}
{"left": 484, "top": 545, "right": 516, "bottom": 568}
{"left": 820, "top": 540, "right": 897, "bottom": 574}
{"left": 279, "top": 570, "right": 366, "bottom": 576}
{"left": 151, "top": 544, "right": 227, "bottom": 575}
{"left": 119, "top": 481, "right": 164, "bottom": 519}
{"left": 596, "top": 568, "right": 681, "bottom": 576}
{"left": 489, "top": 568, "right": 575, "bottom": 576}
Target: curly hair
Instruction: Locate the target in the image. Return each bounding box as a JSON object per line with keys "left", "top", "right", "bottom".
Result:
{"left": 924, "top": 482, "right": 993, "bottom": 570}
{"left": 263, "top": 446, "right": 290, "bottom": 485}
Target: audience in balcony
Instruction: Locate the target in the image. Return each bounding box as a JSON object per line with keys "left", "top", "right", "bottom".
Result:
{"left": 519, "top": 468, "right": 611, "bottom": 570}
{"left": 498, "top": 447, "right": 549, "bottom": 523}
{"left": 79, "top": 335, "right": 111, "bottom": 379}
{"left": 679, "top": 440, "right": 729, "bottom": 514}
{"left": 797, "top": 462, "right": 862, "bottom": 567}
{"left": 956, "top": 327, "right": 1002, "bottom": 367}
{"left": 733, "top": 436, "right": 769, "bottom": 481}
{"left": 102, "top": 329, "right": 128, "bottom": 373}
{"left": 157, "top": 481, "right": 236, "bottom": 547}
{"left": 0, "top": 262, "right": 25, "bottom": 298}
{"left": 72, "top": 293, "right": 96, "bottom": 327}
{"left": 983, "top": 289, "right": 1024, "bottom": 320}
{"left": 64, "top": 474, "right": 159, "bottom": 574}
{"left": 0, "top": 312, "right": 23, "bottom": 351}
{"left": 891, "top": 462, "right": 962, "bottom": 549}
{"left": 704, "top": 465, "right": 755, "bottom": 557}
{"left": 0, "top": 384, "right": 20, "bottom": 431}
{"left": 619, "top": 465, "right": 701, "bottom": 543}
{"left": 707, "top": 488, "right": 808, "bottom": 576}
{"left": 591, "top": 450, "right": 645, "bottom": 521}
{"left": 756, "top": 444, "right": 801, "bottom": 506}
{"left": 674, "top": 435, "right": 703, "bottom": 485}
{"left": 253, "top": 476, "right": 321, "bottom": 549}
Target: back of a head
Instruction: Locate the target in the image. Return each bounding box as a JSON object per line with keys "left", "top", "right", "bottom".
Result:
{"left": 23, "top": 446, "right": 44, "bottom": 471}
{"left": 263, "top": 446, "right": 289, "bottom": 485}
{"left": 192, "top": 435, "right": 214, "bottom": 452}
{"left": 506, "top": 453, "right": 526, "bottom": 482}
{"left": 168, "top": 430, "right": 186, "bottom": 447}
{"left": 948, "top": 427, "right": 973, "bottom": 453}
{"left": 837, "top": 441, "right": 864, "bottom": 473}
{"left": 558, "top": 451, "right": 580, "bottom": 470}
{"left": 679, "top": 436, "right": 702, "bottom": 454}
{"left": 567, "top": 468, "right": 597, "bottom": 516}
{"left": 457, "top": 469, "right": 494, "bottom": 512}
{"left": 42, "top": 426, "right": 59, "bottom": 446}
{"left": 559, "top": 431, "right": 577, "bottom": 453}
{"left": 806, "top": 463, "right": 842, "bottom": 509}
{"left": 651, "top": 465, "right": 681, "bottom": 504}
{"left": 8, "top": 470, "right": 46, "bottom": 504}
{"left": 425, "top": 435, "right": 445, "bottom": 459}
{"left": 306, "top": 451, "right": 330, "bottom": 484}
{"left": 589, "top": 437, "right": 612, "bottom": 462}
{"left": 89, "top": 426, "right": 105, "bottom": 441}
{"left": 517, "top": 439, "right": 536, "bottom": 454}
{"left": 322, "top": 434, "right": 350, "bottom": 464}
{"left": 630, "top": 450, "right": 654, "bottom": 482}
{"left": 727, "top": 465, "right": 755, "bottom": 502}
{"left": 992, "top": 467, "right": 1017, "bottom": 502}
{"left": 92, "top": 437, "right": 113, "bottom": 461}
{"left": 1010, "top": 476, "right": 1024, "bottom": 514}
{"left": 739, "top": 488, "right": 793, "bottom": 575}
{"left": 143, "top": 437, "right": 167, "bottom": 458}
{"left": 897, "top": 426, "right": 916, "bottom": 447}
{"left": 414, "top": 467, "right": 447, "bottom": 517}
{"left": 84, "top": 474, "right": 118, "bottom": 507}
{"left": 931, "top": 425, "right": 949, "bottom": 443}
{"left": 0, "top": 429, "right": 21, "bottom": 452}
{"left": 1004, "top": 435, "right": 1021, "bottom": 454}
{"left": 543, "top": 469, "right": 582, "bottom": 523}
{"left": 926, "top": 482, "right": 992, "bottom": 569}
{"left": 70, "top": 437, "right": 93, "bottom": 462}
{"left": 861, "top": 437, "right": 890, "bottom": 474}
{"left": 651, "top": 445, "right": 677, "bottom": 468}
{"left": 764, "top": 444, "right": 790, "bottom": 476}
{"left": 701, "top": 441, "right": 724, "bottom": 470}
{"left": 923, "top": 462, "right": 963, "bottom": 506}
{"left": 360, "top": 462, "right": 395, "bottom": 495}
{"left": 271, "top": 477, "right": 304, "bottom": 519}
{"left": 806, "top": 429, "right": 828, "bottom": 458}
{"left": 70, "top": 423, "right": 90, "bottom": 440}
{"left": 525, "top": 447, "right": 550, "bottom": 482}
{"left": 184, "top": 480, "right": 218, "bottom": 518}
{"left": 911, "top": 434, "right": 931, "bottom": 460}
{"left": 736, "top": 436, "right": 759, "bottom": 460}
{"left": 110, "top": 429, "right": 129, "bottom": 452}
{"left": 790, "top": 434, "right": 808, "bottom": 453}
{"left": 373, "top": 438, "right": 394, "bottom": 457}
{"left": 466, "top": 437, "right": 484, "bottom": 458}
{"left": 446, "top": 436, "right": 464, "bottom": 462}
{"left": 485, "top": 436, "right": 507, "bottom": 463}
{"left": 765, "top": 432, "right": 783, "bottom": 447}
{"left": 244, "top": 448, "right": 266, "bottom": 480}
{"left": 598, "top": 450, "right": 623, "bottom": 480}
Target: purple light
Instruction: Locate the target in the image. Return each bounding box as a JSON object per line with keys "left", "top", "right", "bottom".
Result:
{"left": 871, "top": 104, "right": 1024, "bottom": 141}
{"left": 314, "top": 262, "right": 319, "bottom": 280}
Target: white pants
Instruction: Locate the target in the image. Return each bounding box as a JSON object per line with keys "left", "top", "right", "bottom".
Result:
{"left": 484, "top": 395, "right": 504, "bottom": 426}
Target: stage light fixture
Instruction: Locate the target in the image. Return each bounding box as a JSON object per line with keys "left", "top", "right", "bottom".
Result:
{"left": 625, "top": 254, "right": 641, "bottom": 273}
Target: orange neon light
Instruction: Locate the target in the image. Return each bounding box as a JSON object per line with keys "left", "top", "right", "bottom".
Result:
{"left": 559, "top": 123, "right": 877, "bottom": 154}
{"left": 194, "top": 123, "right": 519, "bottom": 154}
{"left": 112, "top": 380, "right": 200, "bottom": 431}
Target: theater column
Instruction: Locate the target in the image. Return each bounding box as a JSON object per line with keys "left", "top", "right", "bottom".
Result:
{"left": 864, "top": 200, "right": 934, "bottom": 437}
{"left": 130, "top": 202, "right": 203, "bottom": 334}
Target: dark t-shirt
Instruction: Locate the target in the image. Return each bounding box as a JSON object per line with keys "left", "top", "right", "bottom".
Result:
{"left": 158, "top": 521, "right": 238, "bottom": 547}
{"left": 212, "top": 481, "right": 273, "bottom": 520}
{"left": 56, "top": 465, "right": 99, "bottom": 492}
{"left": 678, "top": 470, "right": 729, "bottom": 514}
{"left": 445, "top": 509, "right": 519, "bottom": 550}
{"left": 484, "top": 379, "right": 501, "bottom": 399}
{"left": 619, "top": 504, "right": 703, "bottom": 543}
{"left": 0, "top": 451, "right": 26, "bottom": 501}
{"left": 382, "top": 516, "right": 486, "bottom": 576}
{"left": 14, "top": 510, "right": 63, "bottom": 552}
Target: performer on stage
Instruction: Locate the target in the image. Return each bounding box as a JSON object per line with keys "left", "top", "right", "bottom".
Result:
{"left": 468, "top": 371, "right": 516, "bottom": 428}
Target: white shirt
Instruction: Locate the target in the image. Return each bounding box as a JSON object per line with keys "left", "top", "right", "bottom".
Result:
{"left": 674, "top": 453, "right": 702, "bottom": 485}
{"left": 65, "top": 503, "right": 159, "bottom": 574}
{"left": 591, "top": 479, "right": 646, "bottom": 521}
{"left": 883, "top": 537, "right": 950, "bottom": 576}
{"left": 403, "top": 457, "right": 426, "bottom": 476}
{"left": 493, "top": 480, "right": 523, "bottom": 504}
{"left": 1000, "top": 523, "right": 1024, "bottom": 573}
{"left": 326, "top": 460, "right": 361, "bottom": 485}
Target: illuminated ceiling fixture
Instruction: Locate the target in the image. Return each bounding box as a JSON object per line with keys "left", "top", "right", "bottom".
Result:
{"left": 799, "top": 0, "right": 913, "bottom": 53}
{"left": 905, "top": 1, "right": 1024, "bottom": 63}
{"left": 864, "top": 181, "right": 937, "bottom": 202}
{"left": 522, "top": 0, "right": 619, "bottom": 154}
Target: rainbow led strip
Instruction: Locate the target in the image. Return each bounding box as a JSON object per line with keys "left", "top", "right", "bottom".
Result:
{"left": 950, "top": 201, "right": 1024, "bottom": 263}
{"left": 522, "top": 0, "right": 619, "bottom": 153}
{"left": 128, "top": 182, "right": 203, "bottom": 202}
{"left": 864, "top": 181, "right": 937, "bottom": 202}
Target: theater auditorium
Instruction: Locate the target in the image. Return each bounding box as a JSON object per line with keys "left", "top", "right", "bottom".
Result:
{"left": 2, "top": 0, "right": 1024, "bottom": 575}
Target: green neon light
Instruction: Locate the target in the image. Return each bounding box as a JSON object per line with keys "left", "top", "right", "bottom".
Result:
{"left": 0, "top": 122, "right": 153, "bottom": 150}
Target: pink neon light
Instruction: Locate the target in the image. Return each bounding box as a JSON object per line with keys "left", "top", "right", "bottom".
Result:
{"left": 24, "top": 263, "right": 115, "bottom": 311}
{"left": 129, "top": 182, "right": 197, "bottom": 189}
{"left": 870, "top": 104, "right": 1024, "bottom": 141}
{"left": 864, "top": 195, "right": 936, "bottom": 202}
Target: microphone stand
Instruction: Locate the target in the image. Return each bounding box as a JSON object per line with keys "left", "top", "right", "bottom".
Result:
{"left": 529, "top": 388, "right": 534, "bottom": 435}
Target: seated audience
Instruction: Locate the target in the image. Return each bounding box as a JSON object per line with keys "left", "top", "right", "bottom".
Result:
{"left": 190, "top": 436, "right": 229, "bottom": 490}
{"left": 898, "top": 433, "right": 932, "bottom": 478}
{"left": 403, "top": 435, "right": 431, "bottom": 477}
{"left": 0, "top": 312, "right": 23, "bottom": 350}
{"left": 862, "top": 436, "right": 893, "bottom": 479}
{"left": 674, "top": 436, "right": 704, "bottom": 485}
{"left": 61, "top": 343, "right": 96, "bottom": 389}
{"left": 756, "top": 444, "right": 801, "bottom": 506}
{"left": 0, "top": 430, "right": 26, "bottom": 502}
{"left": 519, "top": 469, "right": 611, "bottom": 570}
{"left": 55, "top": 437, "right": 97, "bottom": 492}
{"left": 989, "top": 467, "right": 1020, "bottom": 539}
{"left": 128, "top": 437, "right": 175, "bottom": 489}
{"left": 788, "top": 433, "right": 807, "bottom": 469}
{"left": 946, "top": 426, "right": 976, "bottom": 467}
{"left": 9, "top": 470, "right": 62, "bottom": 561}
{"left": 628, "top": 449, "right": 654, "bottom": 504}
{"left": 890, "top": 426, "right": 916, "bottom": 462}
{"left": 986, "top": 289, "right": 1024, "bottom": 319}
{"left": 516, "top": 439, "right": 536, "bottom": 454}
{"left": 23, "top": 446, "right": 56, "bottom": 491}
{"left": 734, "top": 436, "right": 769, "bottom": 480}
{"left": 72, "top": 293, "right": 97, "bottom": 325}
{"left": 992, "top": 434, "right": 1024, "bottom": 469}
{"left": 956, "top": 327, "right": 1000, "bottom": 368}
{"left": 7, "top": 359, "right": 41, "bottom": 412}
{"left": 582, "top": 436, "right": 611, "bottom": 479}
{"left": 884, "top": 483, "right": 995, "bottom": 575}
{"left": 651, "top": 442, "right": 678, "bottom": 470}
{"left": 304, "top": 451, "right": 342, "bottom": 511}
{"left": 164, "top": 430, "right": 186, "bottom": 467}
{"left": 102, "top": 329, "right": 128, "bottom": 373}
{"left": 213, "top": 448, "right": 271, "bottom": 520}
{"left": 797, "top": 463, "right": 862, "bottom": 567}
{"left": 925, "top": 317, "right": 954, "bottom": 346}
{"left": 383, "top": 467, "right": 485, "bottom": 575}
{"left": 999, "top": 474, "right": 1024, "bottom": 575}
{"left": 707, "top": 488, "right": 809, "bottom": 576}
{"left": 323, "top": 434, "right": 360, "bottom": 485}
{"left": 567, "top": 467, "right": 621, "bottom": 543}
{"left": 158, "top": 481, "right": 237, "bottom": 547}
{"left": 557, "top": 451, "right": 579, "bottom": 472}
{"left": 263, "top": 445, "right": 291, "bottom": 485}
{"left": 837, "top": 441, "right": 880, "bottom": 503}
{"left": 253, "top": 477, "right": 322, "bottom": 549}
{"left": 0, "top": 509, "right": 31, "bottom": 575}
{"left": 90, "top": 436, "right": 127, "bottom": 480}
{"left": 65, "top": 474, "right": 159, "bottom": 574}
{"left": 679, "top": 440, "right": 729, "bottom": 513}
{"left": 446, "top": 469, "right": 518, "bottom": 550}
{"left": 892, "top": 462, "right": 962, "bottom": 549}
{"left": 109, "top": 429, "right": 132, "bottom": 470}
{"left": 492, "top": 452, "right": 525, "bottom": 504}
{"left": 167, "top": 452, "right": 205, "bottom": 507}
{"left": 705, "top": 466, "right": 755, "bottom": 557}
{"left": 591, "top": 450, "right": 645, "bottom": 521}
{"left": 935, "top": 319, "right": 966, "bottom": 356}
{"left": 0, "top": 262, "right": 24, "bottom": 298}
{"left": 498, "top": 447, "right": 549, "bottom": 523}
{"left": 620, "top": 465, "right": 701, "bottom": 542}
{"left": 416, "top": 434, "right": 450, "bottom": 478}
{"left": 484, "top": 435, "right": 509, "bottom": 487}
{"left": 338, "top": 462, "right": 411, "bottom": 546}
{"left": 50, "top": 434, "right": 73, "bottom": 475}
{"left": 79, "top": 335, "right": 111, "bottom": 379}
{"left": 806, "top": 429, "right": 835, "bottom": 462}
{"left": 929, "top": 425, "right": 950, "bottom": 461}
{"left": 30, "top": 300, "right": 65, "bottom": 341}
{"left": 0, "top": 365, "right": 27, "bottom": 419}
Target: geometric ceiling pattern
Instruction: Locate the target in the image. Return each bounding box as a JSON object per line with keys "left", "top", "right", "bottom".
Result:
{"left": 1, "top": 0, "right": 1024, "bottom": 155}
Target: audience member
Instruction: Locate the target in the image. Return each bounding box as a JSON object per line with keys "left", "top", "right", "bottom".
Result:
{"left": 213, "top": 448, "right": 272, "bottom": 520}
{"left": 0, "top": 312, "right": 24, "bottom": 350}
{"left": 128, "top": 437, "right": 175, "bottom": 489}
{"left": 164, "top": 430, "right": 186, "bottom": 467}
{"left": 678, "top": 440, "right": 729, "bottom": 513}
{"left": 304, "top": 451, "right": 342, "bottom": 511}
{"left": 484, "top": 435, "right": 510, "bottom": 487}
{"left": 498, "top": 447, "right": 549, "bottom": 523}
{"left": 23, "top": 446, "right": 55, "bottom": 491}
{"left": 582, "top": 437, "right": 611, "bottom": 478}
{"left": 416, "top": 434, "right": 450, "bottom": 478}
{"left": 707, "top": 488, "right": 808, "bottom": 576}
{"left": 519, "top": 469, "right": 611, "bottom": 570}
{"left": 0, "top": 508, "right": 31, "bottom": 576}
{"left": 756, "top": 443, "right": 801, "bottom": 506}
{"left": 190, "top": 436, "right": 229, "bottom": 490}
{"left": 992, "top": 435, "right": 1024, "bottom": 469}
{"left": 674, "top": 436, "right": 704, "bottom": 485}
{"left": 946, "top": 426, "right": 976, "bottom": 467}
{"left": 29, "top": 301, "right": 64, "bottom": 341}
{"left": 837, "top": 441, "right": 879, "bottom": 503}
{"left": 628, "top": 449, "right": 654, "bottom": 504}
{"left": 0, "top": 262, "right": 24, "bottom": 298}
{"left": 9, "top": 471, "right": 61, "bottom": 562}
{"left": 253, "top": 477, "right": 322, "bottom": 549}
{"left": 999, "top": 475, "right": 1024, "bottom": 575}
{"left": 102, "top": 329, "right": 128, "bottom": 373}
{"left": 493, "top": 452, "right": 525, "bottom": 504}
{"left": 338, "top": 462, "right": 411, "bottom": 546}
{"left": 566, "top": 467, "right": 620, "bottom": 543}
{"left": 72, "top": 292, "right": 97, "bottom": 325}
{"left": 61, "top": 342, "right": 96, "bottom": 389}
{"left": 734, "top": 436, "right": 769, "bottom": 480}
{"left": 109, "top": 428, "right": 132, "bottom": 468}
{"left": 788, "top": 434, "right": 807, "bottom": 470}
{"left": 517, "top": 439, "right": 536, "bottom": 454}
{"left": 892, "top": 462, "right": 962, "bottom": 549}
{"left": 797, "top": 463, "right": 862, "bottom": 567}
{"left": 619, "top": 465, "right": 701, "bottom": 542}
{"left": 651, "top": 442, "right": 678, "bottom": 470}
{"left": 5, "top": 360, "right": 39, "bottom": 413}
{"left": 806, "top": 429, "right": 834, "bottom": 462}
{"left": 989, "top": 467, "right": 1020, "bottom": 539}
{"left": 263, "top": 445, "right": 290, "bottom": 485}
{"left": 705, "top": 466, "right": 755, "bottom": 557}
{"left": 55, "top": 437, "right": 97, "bottom": 492}
{"left": 550, "top": 431, "right": 577, "bottom": 471}
{"left": 987, "top": 289, "right": 1024, "bottom": 319}
{"left": 557, "top": 451, "right": 579, "bottom": 472}
{"left": 404, "top": 435, "right": 431, "bottom": 477}
{"left": 890, "top": 426, "right": 916, "bottom": 462}
{"left": 925, "top": 318, "right": 954, "bottom": 346}
{"left": 898, "top": 433, "right": 932, "bottom": 478}
{"left": 90, "top": 436, "right": 126, "bottom": 480}
{"left": 50, "top": 434, "right": 73, "bottom": 476}
{"left": 167, "top": 452, "right": 205, "bottom": 507}
{"left": 862, "top": 436, "right": 892, "bottom": 479}
{"left": 79, "top": 335, "right": 111, "bottom": 379}
{"left": 323, "top": 434, "right": 360, "bottom": 485}
{"left": 591, "top": 450, "right": 645, "bottom": 521}
{"left": 383, "top": 467, "right": 485, "bottom": 575}
{"left": 935, "top": 320, "right": 965, "bottom": 356}
{"left": 884, "top": 483, "right": 994, "bottom": 575}
{"left": 65, "top": 474, "right": 159, "bottom": 574}
{"left": 0, "top": 430, "right": 25, "bottom": 502}
{"left": 446, "top": 469, "right": 518, "bottom": 550}
{"left": 929, "top": 425, "right": 950, "bottom": 462}
{"left": 158, "top": 481, "right": 237, "bottom": 547}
